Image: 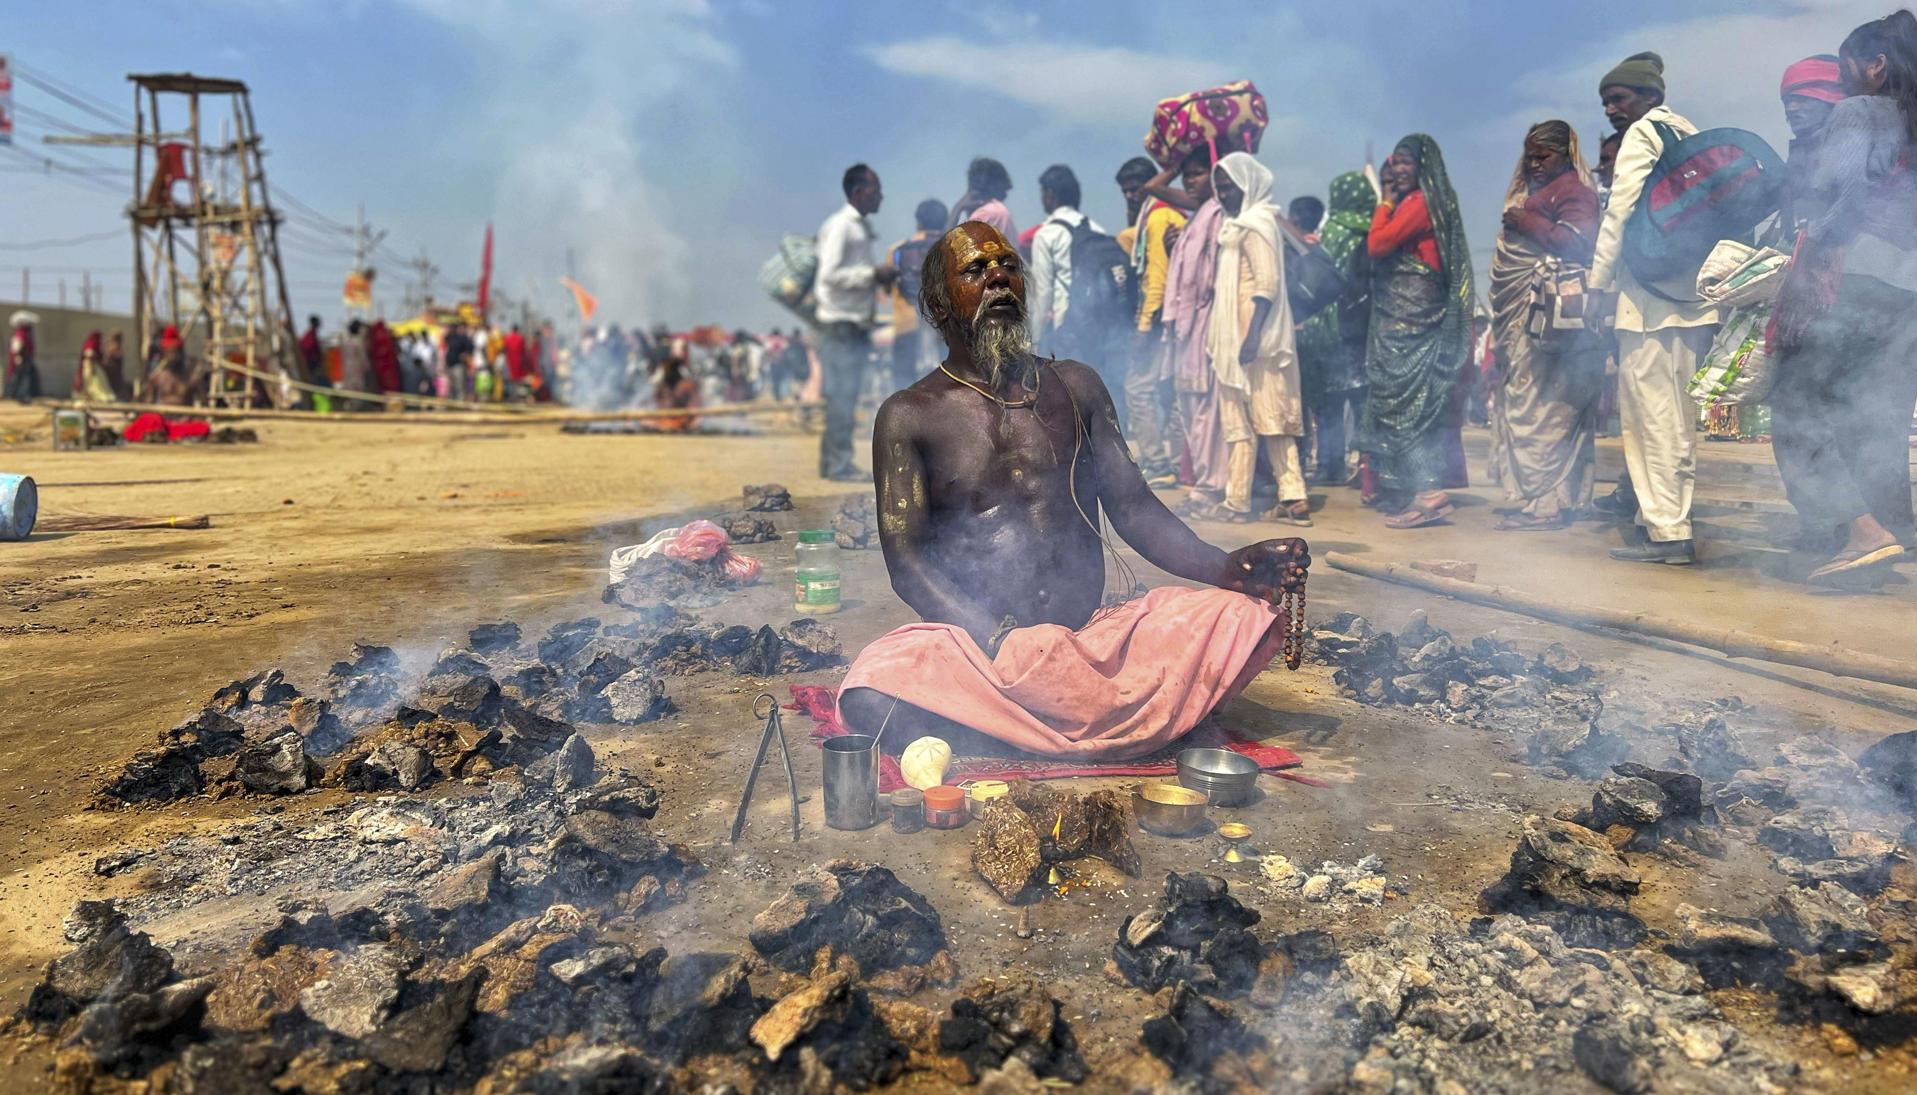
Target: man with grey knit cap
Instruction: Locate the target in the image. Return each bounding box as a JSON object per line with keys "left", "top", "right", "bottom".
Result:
{"left": 1590, "top": 51, "right": 1721, "bottom": 566}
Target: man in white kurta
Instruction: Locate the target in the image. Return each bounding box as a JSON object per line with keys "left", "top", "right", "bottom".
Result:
{"left": 1590, "top": 53, "right": 1720, "bottom": 565}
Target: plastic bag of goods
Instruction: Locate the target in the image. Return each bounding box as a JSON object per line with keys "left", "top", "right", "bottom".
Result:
{"left": 1695, "top": 240, "right": 1789, "bottom": 308}
{"left": 1688, "top": 305, "right": 1777, "bottom": 408}
{"left": 608, "top": 519, "right": 761, "bottom": 586}
{"left": 1144, "top": 80, "right": 1267, "bottom": 168}
{"left": 759, "top": 234, "right": 819, "bottom": 325}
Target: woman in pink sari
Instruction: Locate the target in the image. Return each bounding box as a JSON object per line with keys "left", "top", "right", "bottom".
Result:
{"left": 1159, "top": 147, "right": 1229, "bottom": 514}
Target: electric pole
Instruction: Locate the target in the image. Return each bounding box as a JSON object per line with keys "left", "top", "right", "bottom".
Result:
{"left": 405, "top": 246, "right": 439, "bottom": 316}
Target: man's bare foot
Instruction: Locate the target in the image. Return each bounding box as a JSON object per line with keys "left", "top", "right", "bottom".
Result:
{"left": 1841, "top": 515, "right": 1899, "bottom": 557}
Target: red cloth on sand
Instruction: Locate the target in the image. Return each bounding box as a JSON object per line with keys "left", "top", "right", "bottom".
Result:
{"left": 125, "top": 412, "right": 209, "bottom": 443}
{"left": 837, "top": 585, "right": 1287, "bottom": 761}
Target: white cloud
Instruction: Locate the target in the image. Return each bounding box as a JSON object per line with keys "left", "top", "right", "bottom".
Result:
{"left": 394, "top": 0, "right": 739, "bottom": 323}
{"left": 862, "top": 36, "right": 1227, "bottom": 126}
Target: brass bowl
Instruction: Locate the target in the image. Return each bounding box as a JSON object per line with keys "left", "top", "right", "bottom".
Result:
{"left": 1133, "top": 781, "right": 1210, "bottom": 836}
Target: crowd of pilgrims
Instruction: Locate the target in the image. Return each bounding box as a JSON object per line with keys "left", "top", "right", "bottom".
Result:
{"left": 9, "top": 13, "right": 1912, "bottom": 588}
{"left": 790, "top": 11, "right": 1917, "bottom": 587}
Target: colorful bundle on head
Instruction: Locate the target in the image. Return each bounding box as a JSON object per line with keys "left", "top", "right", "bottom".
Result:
{"left": 1144, "top": 80, "right": 1268, "bottom": 168}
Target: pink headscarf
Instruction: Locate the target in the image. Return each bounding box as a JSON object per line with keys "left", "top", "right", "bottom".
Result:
{"left": 1781, "top": 55, "right": 1844, "bottom": 104}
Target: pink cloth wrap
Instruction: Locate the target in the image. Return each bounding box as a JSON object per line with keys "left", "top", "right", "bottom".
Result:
{"left": 838, "top": 586, "right": 1286, "bottom": 760}
{"left": 1161, "top": 198, "right": 1230, "bottom": 495}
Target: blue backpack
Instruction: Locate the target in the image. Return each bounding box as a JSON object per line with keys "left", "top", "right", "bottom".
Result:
{"left": 1624, "top": 122, "right": 1785, "bottom": 292}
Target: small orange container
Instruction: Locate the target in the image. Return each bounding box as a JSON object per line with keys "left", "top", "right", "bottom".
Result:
{"left": 923, "top": 785, "right": 967, "bottom": 829}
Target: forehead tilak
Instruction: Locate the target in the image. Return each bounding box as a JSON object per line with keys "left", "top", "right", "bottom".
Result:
{"left": 948, "top": 230, "right": 1012, "bottom": 266}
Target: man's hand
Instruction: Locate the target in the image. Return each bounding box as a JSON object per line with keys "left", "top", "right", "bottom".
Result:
{"left": 1238, "top": 337, "right": 1259, "bottom": 366}
{"left": 1220, "top": 538, "right": 1310, "bottom": 604}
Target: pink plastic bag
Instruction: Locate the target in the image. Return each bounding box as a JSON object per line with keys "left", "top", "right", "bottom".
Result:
{"left": 662, "top": 519, "right": 730, "bottom": 563}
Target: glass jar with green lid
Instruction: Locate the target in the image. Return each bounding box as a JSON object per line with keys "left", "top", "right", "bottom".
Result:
{"left": 794, "top": 529, "right": 842, "bottom": 614}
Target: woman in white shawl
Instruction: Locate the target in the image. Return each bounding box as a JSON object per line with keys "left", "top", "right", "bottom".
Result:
{"left": 1204, "top": 151, "right": 1310, "bottom": 526}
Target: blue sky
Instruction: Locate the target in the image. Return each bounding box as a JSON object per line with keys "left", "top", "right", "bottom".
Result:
{"left": 0, "top": 0, "right": 1892, "bottom": 331}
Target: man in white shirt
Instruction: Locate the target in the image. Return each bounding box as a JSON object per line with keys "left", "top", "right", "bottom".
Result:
{"left": 1027, "top": 164, "right": 1103, "bottom": 359}
{"left": 1589, "top": 51, "right": 1720, "bottom": 566}
{"left": 811, "top": 163, "right": 896, "bottom": 480}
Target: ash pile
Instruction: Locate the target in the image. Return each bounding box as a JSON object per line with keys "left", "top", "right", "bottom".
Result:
{"left": 98, "top": 606, "right": 840, "bottom": 810}
{"left": 1104, "top": 865, "right": 1814, "bottom": 1094}
{"left": 1313, "top": 610, "right": 1620, "bottom": 773}
{"left": 12, "top": 849, "right": 1099, "bottom": 1094}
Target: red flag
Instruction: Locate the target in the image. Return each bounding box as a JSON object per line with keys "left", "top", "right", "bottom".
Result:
{"left": 559, "top": 276, "right": 597, "bottom": 322}
{"left": 477, "top": 223, "right": 494, "bottom": 321}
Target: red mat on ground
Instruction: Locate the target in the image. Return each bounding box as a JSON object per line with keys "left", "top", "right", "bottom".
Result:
{"left": 787, "top": 685, "right": 1322, "bottom": 793}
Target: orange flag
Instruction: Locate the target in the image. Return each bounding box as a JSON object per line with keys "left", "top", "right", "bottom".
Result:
{"left": 559, "top": 276, "right": 597, "bottom": 323}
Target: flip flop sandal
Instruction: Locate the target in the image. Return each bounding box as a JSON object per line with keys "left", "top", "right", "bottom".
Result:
{"left": 1384, "top": 502, "right": 1454, "bottom": 530}
{"left": 1263, "top": 502, "right": 1313, "bottom": 527}
{"left": 1200, "top": 504, "right": 1256, "bottom": 523}
{"left": 1808, "top": 543, "right": 1906, "bottom": 584}
{"left": 1496, "top": 514, "right": 1568, "bottom": 531}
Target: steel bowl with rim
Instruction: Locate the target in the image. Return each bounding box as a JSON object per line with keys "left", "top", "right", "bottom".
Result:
{"left": 1132, "top": 781, "right": 1210, "bottom": 836}
{"left": 1175, "top": 747, "right": 1260, "bottom": 807}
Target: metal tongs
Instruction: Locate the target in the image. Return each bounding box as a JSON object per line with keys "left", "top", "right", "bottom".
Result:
{"left": 729, "top": 693, "right": 800, "bottom": 843}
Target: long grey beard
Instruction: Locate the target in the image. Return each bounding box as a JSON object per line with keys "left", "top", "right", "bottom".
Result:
{"left": 968, "top": 314, "right": 1036, "bottom": 391}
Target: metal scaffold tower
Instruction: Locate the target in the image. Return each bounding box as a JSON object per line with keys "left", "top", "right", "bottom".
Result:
{"left": 129, "top": 73, "right": 302, "bottom": 405}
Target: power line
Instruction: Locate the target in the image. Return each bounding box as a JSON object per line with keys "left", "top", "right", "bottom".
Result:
{"left": 270, "top": 185, "right": 355, "bottom": 235}
{"left": 281, "top": 208, "right": 356, "bottom": 237}
{"left": 0, "top": 163, "right": 128, "bottom": 178}
{"left": 0, "top": 145, "right": 128, "bottom": 198}
{"left": 279, "top": 225, "right": 361, "bottom": 257}
{"left": 0, "top": 228, "right": 126, "bottom": 251}
{"left": 14, "top": 65, "right": 130, "bottom": 130}
{"left": 0, "top": 264, "right": 131, "bottom": 274}
{"left": 13, "top": 102, "right": 95, "bottom": 136}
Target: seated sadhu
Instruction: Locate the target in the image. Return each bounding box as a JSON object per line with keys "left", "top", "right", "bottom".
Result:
{"left": 837, "top": 221, "right": 1309, "bottom": 760}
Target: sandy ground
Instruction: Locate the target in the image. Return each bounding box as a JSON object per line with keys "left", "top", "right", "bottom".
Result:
{"left": 3, "top": 400, "right": 1916, "bottom": 1089}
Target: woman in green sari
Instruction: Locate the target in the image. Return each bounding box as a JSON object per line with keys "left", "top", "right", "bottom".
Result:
{"left": 1361, "top": 135, "right": 1475, "bottom": 528}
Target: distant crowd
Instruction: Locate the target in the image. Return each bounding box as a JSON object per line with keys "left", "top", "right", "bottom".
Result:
{"left": 300, "top": 316, "right": 558, "bottom": 406}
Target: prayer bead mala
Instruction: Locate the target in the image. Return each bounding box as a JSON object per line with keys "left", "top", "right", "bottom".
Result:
{"left": 1282, "top": 576, "right": 1307, "bottom": 671}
